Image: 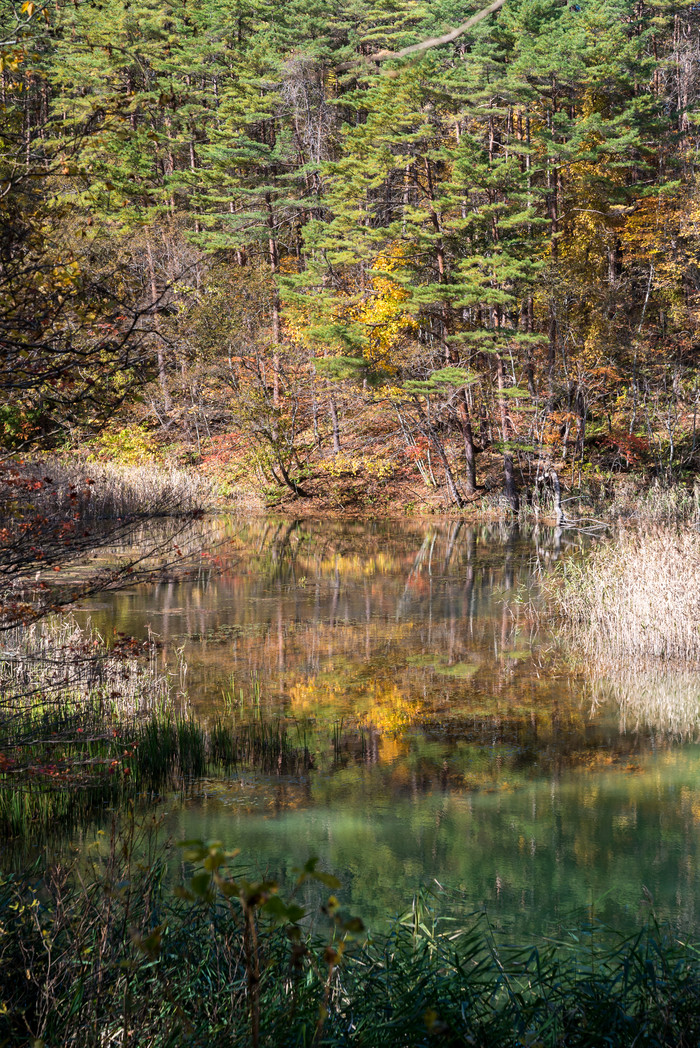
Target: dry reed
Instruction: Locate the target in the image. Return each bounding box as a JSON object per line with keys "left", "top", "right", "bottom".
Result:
{"left": 608, "top": 480, "right": 700, "bottom": 525}
{"left": 0, "top": 616, "right": 171, "bottom": 716}
{"left": 552, "top": 527, "right": 700, "bottom": 661}
{"left": 29, "top": 456, "right": 216, "bottom": 519}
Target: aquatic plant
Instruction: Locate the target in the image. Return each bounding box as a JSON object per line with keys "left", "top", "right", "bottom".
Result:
{"left": 0, "top": 616, "right": 172, "bottom": 713}
{"left": 2, "top": 830, "right": 700, "bottom": 1047}
{"left": 550, "top": 527, "right": 700, "bottom": 661}
{"left": 607, "top": 480, "right": 700, "bottom": 526}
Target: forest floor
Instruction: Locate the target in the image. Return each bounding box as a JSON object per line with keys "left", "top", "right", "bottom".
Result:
{"left": 163, "top": 434, "right": 700, "bottom": 524}
{"left": 19, "top": 403, "right": 700, "bottom": 524}
{"left": 144, "top": 399, "right": 700, "bottom": 521}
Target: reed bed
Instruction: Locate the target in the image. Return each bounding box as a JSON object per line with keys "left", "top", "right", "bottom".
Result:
{"left": 0, "top": 616, "right": 171, "bottom": 715}
{"left": 0, "top": 712, "right": 312, "bottom": 839}
{"left": 0, "top": 616, "right": 171, "bottom": 836}
{"left": 2, "top": 840, "right": 700, "bottom": 1048}
{"left": 587, "top": 661, "right": 700, "bottom": 739}
{"left": 27, "top": 455, "right": 216, "bottom": 519}
{"left": 0, "top": 709, "right": 313, "bottom": 839}
{"left": 210, "top": 716, "right": 312, "bottom": 772}
{"left": 608, "top": 480, "right": 700, "bottom": 525}
{"left": 551, "top": 527, "right": 700, "bottom": 661}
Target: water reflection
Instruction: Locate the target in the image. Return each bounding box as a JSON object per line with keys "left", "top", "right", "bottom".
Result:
{"left": 86, "top": 519, "right": 584, "bottom": 728}
{"left": 589, "top": 663, "right": 700, "bottom": 740}
{"left": 78, "top": 516, "right": 700, "bottom": 936}
{"left": 168, "top": 750, "right": 700, "bottom": 936}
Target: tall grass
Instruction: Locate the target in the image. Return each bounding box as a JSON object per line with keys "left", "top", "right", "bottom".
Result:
{"left": 0, "top": 616, "right": 172, "bottom": 714}
{"left": 551, "top": 527, "right": 700, "bottom": 661}
{"left": 607, "top": 479, "right": 700, "bottom": 525}
{"left": 0, "top": 616, "right": 171, "bottom": 836}
{"left": 2, "top": 835, "right": 700, "bottom": 1047}
{"left": 0, "top": 710, "right": 313, "bottom": 839}
{"left": 30, "top": 456, "right": 216, "bottom": 518}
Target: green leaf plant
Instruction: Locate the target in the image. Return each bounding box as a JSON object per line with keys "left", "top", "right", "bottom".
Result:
{"left": 173, "top": 840, "right": 363, "bottom": 1048}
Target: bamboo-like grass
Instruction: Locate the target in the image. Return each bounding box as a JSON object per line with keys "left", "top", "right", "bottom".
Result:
{"left": 25, "top": 455, "right": 216, "bottom": 519}
{"left": 551, "top": 527, "right": 700, "bottom": 661}
{"left": 2, "top": 841, "right": 700, "bottom": 1048}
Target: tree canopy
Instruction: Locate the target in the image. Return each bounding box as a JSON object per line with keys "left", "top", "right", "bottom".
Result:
{"left": 2, "top": 0, "right": 699, "bottom": 505}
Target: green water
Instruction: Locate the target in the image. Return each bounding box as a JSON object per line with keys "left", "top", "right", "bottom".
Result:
{"left": 83, "top": 517, "right": 700, "bottom": 936}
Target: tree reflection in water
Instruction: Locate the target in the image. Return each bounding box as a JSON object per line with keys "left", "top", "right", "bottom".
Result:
{"left": 80, "top": 517, "right": 700, "bottom": 937}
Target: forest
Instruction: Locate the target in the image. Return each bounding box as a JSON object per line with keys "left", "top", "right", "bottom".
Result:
{"left": 2, "top": 0, "right": 700, "bottom": 510}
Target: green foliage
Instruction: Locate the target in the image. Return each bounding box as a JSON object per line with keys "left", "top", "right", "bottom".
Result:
{"left": 2, "top": 841, "right": 700, "bottom": 1047}
{"left": 91, "top": 424, "right": 160, "bottom": 466}
{"left": 4, "top": 0, "right": 700, "bottom": 500}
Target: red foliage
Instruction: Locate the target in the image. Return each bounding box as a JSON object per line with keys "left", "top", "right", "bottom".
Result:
{"left": 599, "top": 431, "right": 651, "bottom": 467}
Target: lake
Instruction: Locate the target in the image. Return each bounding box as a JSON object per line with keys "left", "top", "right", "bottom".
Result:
{"left": 80, "top": 516, "right": 700, "bottom": 937}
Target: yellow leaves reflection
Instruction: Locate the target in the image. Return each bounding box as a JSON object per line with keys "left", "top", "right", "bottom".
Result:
{"left": 289, "top": 676, "right": 422, "bottom": 735}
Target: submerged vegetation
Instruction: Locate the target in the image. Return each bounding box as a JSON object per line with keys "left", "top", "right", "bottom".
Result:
{"left": 1, "top": 519, "right": 700, "bottom": 1044}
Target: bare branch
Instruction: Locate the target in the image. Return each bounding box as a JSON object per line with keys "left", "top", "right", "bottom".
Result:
{"left": 338, "top": 0, "right": 507, "bottom": 70}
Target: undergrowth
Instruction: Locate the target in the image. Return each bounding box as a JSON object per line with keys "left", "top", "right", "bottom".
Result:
{"left": 1, "top": 828, "right": 700, "bottom": 1047}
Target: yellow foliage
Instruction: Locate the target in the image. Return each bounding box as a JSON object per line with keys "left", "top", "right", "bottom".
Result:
{"left": 357, "top": 247, "right": 418, "bottom": 371}
{"left": 91, "top": 423, "right": 159, "bottom": 465}
{"left": 284, "top": 242, "right": 418, "bottom": 373}
{"left": 317, "top": 455, "right": 393, "bottom": 481}
{"left": 618, "top": 185, "right": 700, "bottom": 331}
{"left": 288, "top": 675, "right": 421, "bottom": 732}
{"left": 369, "top": 383, "right": 412, "bottom": 404}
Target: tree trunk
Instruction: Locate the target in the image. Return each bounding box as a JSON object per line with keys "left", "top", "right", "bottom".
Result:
{"left": 415, "top": 400, "right": 464, "bottom": 508}
{"left": 145, "top": 238, "right": 171, "bottom": 413}
{"left": 265, "top": 193, "right": 281, "bottom": 410}
{"left": 457, "top": 387, "right": 477, "bottom": 495}
{"left": 329, "top": 395, "right": 341, "bottom": 454}
{"left": 496, "top": 352, "right": 519, "bottom": 515}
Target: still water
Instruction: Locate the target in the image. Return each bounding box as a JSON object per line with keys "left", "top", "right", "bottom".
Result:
{"left": 83, "top": 517, "right": 700, "bottom": 937}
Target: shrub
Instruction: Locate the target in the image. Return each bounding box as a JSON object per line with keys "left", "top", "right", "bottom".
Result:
{"left": 3, "top": 842, "right": 700, "bottom": 1047}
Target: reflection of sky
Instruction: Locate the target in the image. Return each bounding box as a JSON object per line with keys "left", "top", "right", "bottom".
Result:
{"left": 78, "top": 517, "right": 700, "bottom": 939}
